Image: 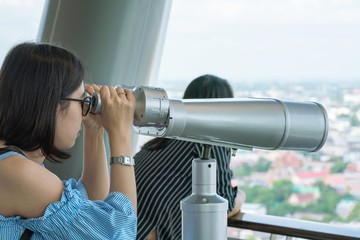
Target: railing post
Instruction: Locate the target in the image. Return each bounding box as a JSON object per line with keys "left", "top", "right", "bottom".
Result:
{"left": 270, "top": 234, "right": 278, "bottom": 240}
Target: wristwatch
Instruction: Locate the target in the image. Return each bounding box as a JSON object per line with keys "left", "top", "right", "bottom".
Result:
{"left": 110, "top": 156, "right": 135, "bottom": 166}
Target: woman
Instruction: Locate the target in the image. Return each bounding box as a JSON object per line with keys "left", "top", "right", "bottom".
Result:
{"left": 0, "top": 42, "right": 137, "bottom": 239}
{"left": 134, "top": 74, "right": 245, "bottom": 240}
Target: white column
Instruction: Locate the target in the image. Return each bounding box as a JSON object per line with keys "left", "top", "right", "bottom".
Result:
{"left": 38, "top": 0, "right": 172, "bottom": 179}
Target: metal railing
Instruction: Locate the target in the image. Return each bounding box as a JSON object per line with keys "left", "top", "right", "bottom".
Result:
{"left": 227, "top": 212, "right": 360, "bottom": 240}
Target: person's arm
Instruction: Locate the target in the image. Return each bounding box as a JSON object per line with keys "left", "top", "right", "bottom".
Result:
{"left": 81, "top": 84, "right": 109, "bottom": 200}
{"left": 81, "top": 127, "right": 109, "bottom": 200}
{"left": 0, "top": 156, "right": 64, "bottom": 219}
{"left": 100, "top": 86, "right": 137, "bottom": 211}
{"left": 227, "top": 188, "right": 246, "bottom": 218}
{"left": 210, "top": 146, "right": 245, "bottom": 217}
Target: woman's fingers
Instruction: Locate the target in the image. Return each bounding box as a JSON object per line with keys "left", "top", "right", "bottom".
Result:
{"left": 115, "top": 86, "right": 126, "bottom": 96}
{"left": 85, "top": 84, "right": 102, "bottom": 96}
{"left": 124, "top": 88, "right": 135, "bottom": 104}
{"left": 100, "top": 85, "right": 109, "bottom": 94}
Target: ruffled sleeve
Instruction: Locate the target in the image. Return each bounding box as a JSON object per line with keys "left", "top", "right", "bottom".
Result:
{"left": 18, "top": 178, "right": 137, "bottom": 239}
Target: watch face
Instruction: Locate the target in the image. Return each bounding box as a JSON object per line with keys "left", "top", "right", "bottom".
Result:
{"left": 110, "top": 156, "right": 135, "bottom": 166}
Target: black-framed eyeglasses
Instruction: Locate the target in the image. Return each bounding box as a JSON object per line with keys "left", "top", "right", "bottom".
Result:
{"left": 61, "top": 96, "right": 92, "bottom": 116}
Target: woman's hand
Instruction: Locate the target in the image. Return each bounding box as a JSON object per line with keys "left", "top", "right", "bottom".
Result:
{"left": 99, "top": 86, "right": 135, "bottom": 138}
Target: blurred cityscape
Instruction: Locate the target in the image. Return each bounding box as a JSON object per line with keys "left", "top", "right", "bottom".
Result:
{"left": 155, "top": 78, "right": 360, "bottom": 238}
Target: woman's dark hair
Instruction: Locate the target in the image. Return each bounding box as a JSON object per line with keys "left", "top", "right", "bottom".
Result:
{"left": 0, "top": 42, "right": 85, "bottom": 163}
{"left": 182, "top": 74, "right": 234, "bottom": 99}
{"left": 143, "top": 74, "right": 234, "bottom": 150}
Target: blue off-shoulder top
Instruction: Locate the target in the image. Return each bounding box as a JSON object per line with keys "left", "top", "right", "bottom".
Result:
{"left": 0, "top": 151, "right": 137, "bottom": 239}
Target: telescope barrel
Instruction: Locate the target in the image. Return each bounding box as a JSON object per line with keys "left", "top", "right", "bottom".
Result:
{"left": 91, "top": 86, "right": 328, "bottom": 152}
{"left": 164, "top": 98, "right": 328, "bottom": 151}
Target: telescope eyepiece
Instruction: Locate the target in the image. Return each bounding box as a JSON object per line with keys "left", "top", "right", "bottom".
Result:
{"left": 90, "top": 92, "right": 102, "bottom": 114}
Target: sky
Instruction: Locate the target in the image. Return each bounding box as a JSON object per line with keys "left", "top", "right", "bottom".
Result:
{"left": 0, "top": 0, "right": 359, "bottom": 84}
{"left": 0, "top": 0, "right": 45, "bottom": 61}
{"left": 157, "top": 0, "right": 360, "bottom": 83}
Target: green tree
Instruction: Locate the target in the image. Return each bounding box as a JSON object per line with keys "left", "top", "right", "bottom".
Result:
{"left": 254, "top": 158, "right": 271, "bottom": 172}
{"left": 331, "top": 159, "right": 347, "bottom": 173}
{"left": 272, "top": 180, "right": 293, "bottom": 202}
{"left": 347, "top": 201, "right": 360, "bottom": 222}
{"left": 306, "top": 182, "right": 341, "bottom": 214}
{"left": 269, "top": 202, "right": 298, "bottom": 216}
{"left": 242, "top": 185, "right": 273, "bottom": 209}
{"left": 242, "top": 180, "right": 293, "bottom": 212}
{"left": 233, "top": 164, "right": 253, "bottom": 178}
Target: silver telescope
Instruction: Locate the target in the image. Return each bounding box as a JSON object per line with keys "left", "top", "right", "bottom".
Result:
{"left": 91, "top": 85, "right": 328, "bottom": 152}
{"left": 91, "top": 85, "right": 328, "bottom": 240}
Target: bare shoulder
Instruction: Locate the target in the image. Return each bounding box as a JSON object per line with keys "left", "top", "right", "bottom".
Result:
{"left": 0, "top": 155, "right": 64, "bottom": 218}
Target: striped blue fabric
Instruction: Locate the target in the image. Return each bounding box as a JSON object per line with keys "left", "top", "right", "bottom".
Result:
{"left": 0, "top": 153, "right": 137, "bottom": 240}
{"left": 134, "top": 139, "right": 237, "bottom": 240}
{"left": 0, "top": 151, "right": 23, "bottom": 160}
